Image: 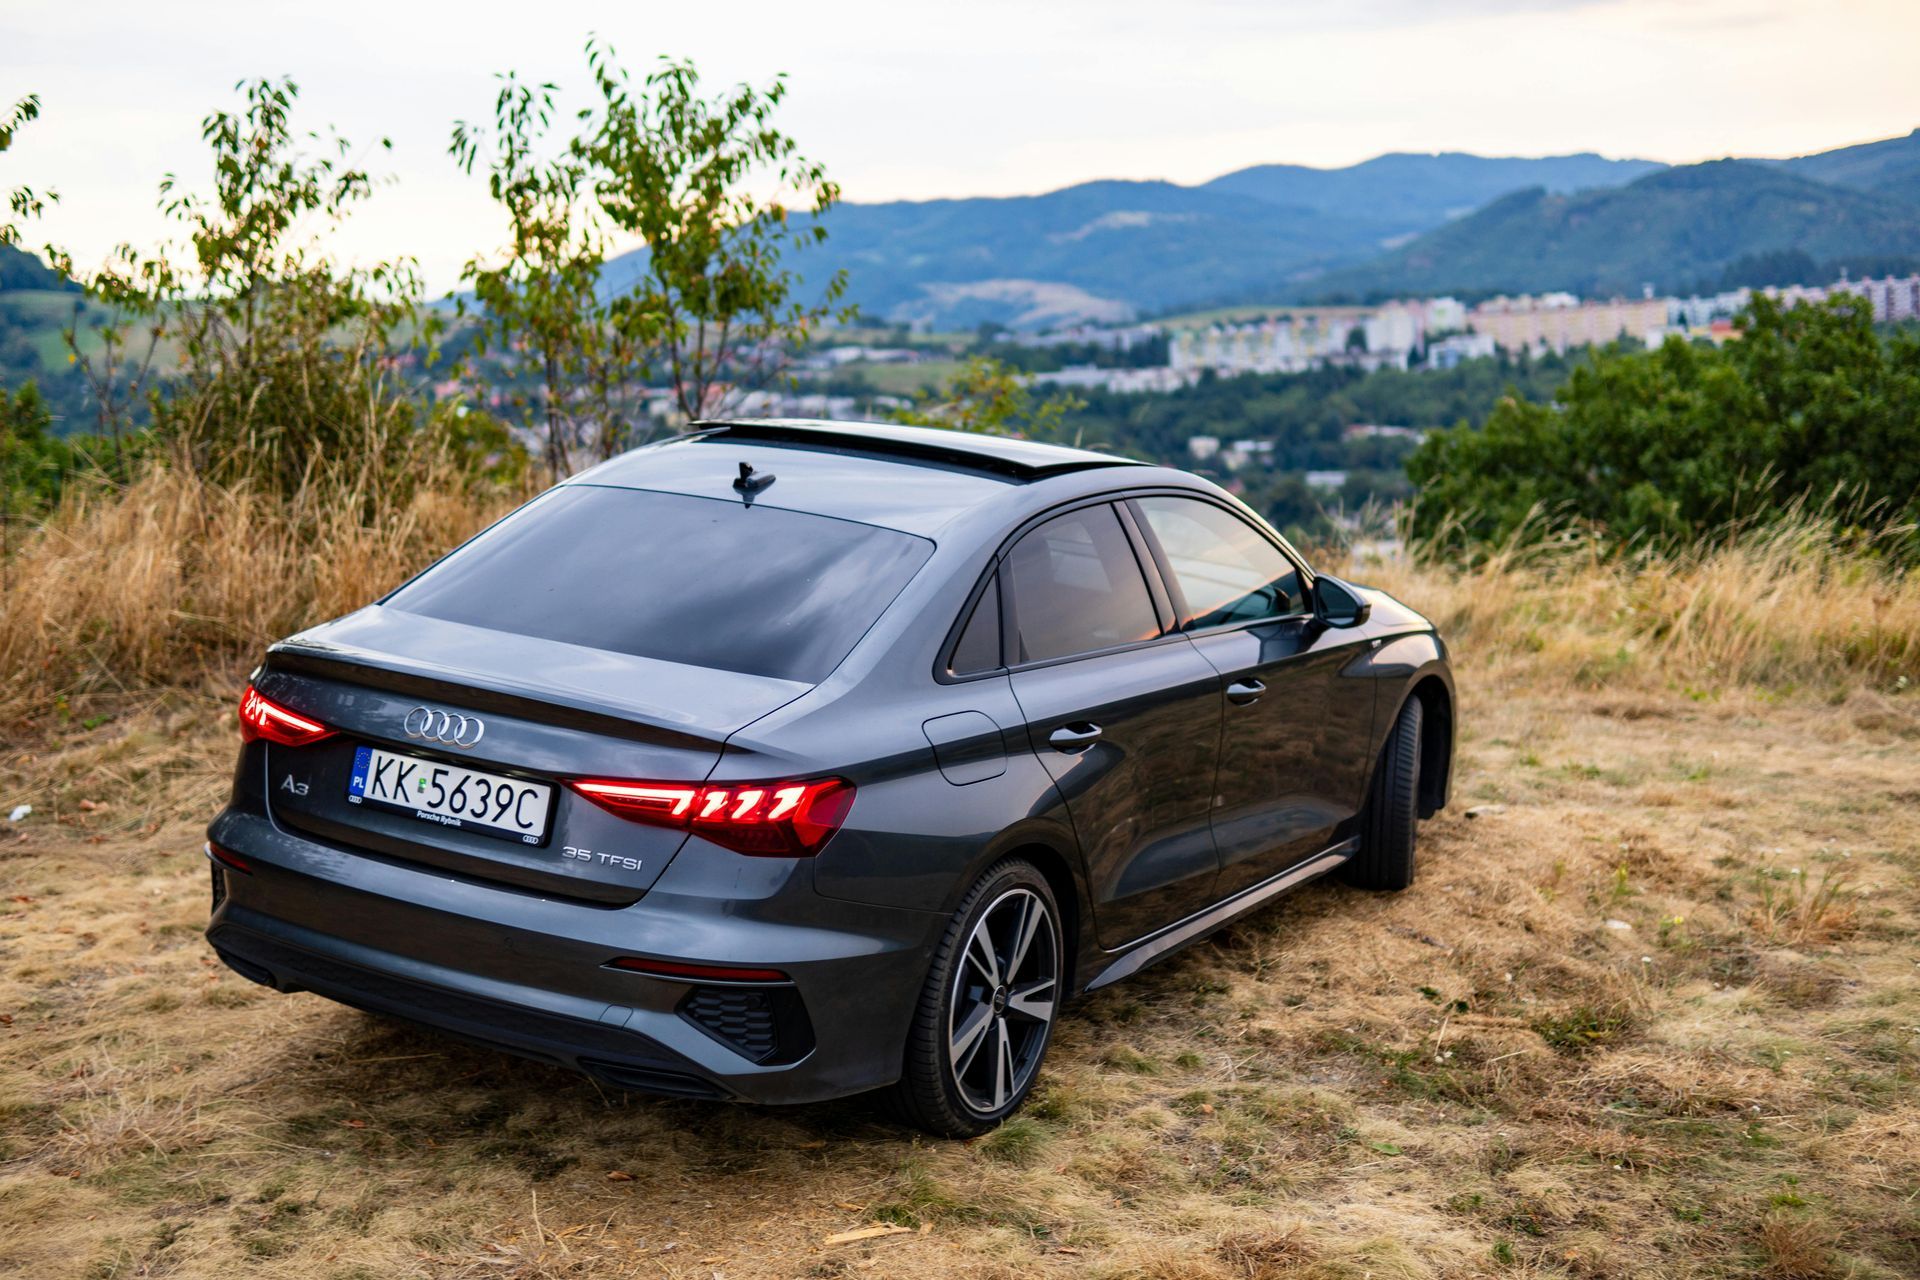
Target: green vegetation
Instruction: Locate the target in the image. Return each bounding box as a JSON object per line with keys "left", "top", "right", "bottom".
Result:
{"left": 85, "top": 77, "right": 435, "bottom": 496}
{"left": 890, "top": 355, "right": 1084, "bottom": 438}
{"left": 581, "top": 46, "right": 848, "bottom": 420}
{"left": 1407, "top": 296, "right": 1920, "bottom": 554}
{"left": 1056, "top": 348, "right": 1579, "bottom": 538}
{"left": 0, "top": 382, "right": 90, "bottom": 558}
{"left": 2, "top": 93, "right": 56, "bottom": 250}
{"left": 1, "top": 45, "right": 849, "bottom": 514}
{"left": 452, "top": 42, "right": 845, "bottom": 472}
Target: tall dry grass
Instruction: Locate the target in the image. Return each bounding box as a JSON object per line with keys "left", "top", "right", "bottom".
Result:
{"left": 1350, "top": 518, "right": 1919, "bottom": 691}
{"left": 0, "top": 465, "right": 525, "bottom": 723}
{"left": 1, "top": 469, "right": 1915, "bottom": 728}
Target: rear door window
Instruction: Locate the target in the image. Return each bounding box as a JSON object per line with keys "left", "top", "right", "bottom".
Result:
{"left": 1003, "top": 505, "right": 1161, "bottom": 664}
{"left": 384, "top": 485, "right": 933, "bottom": 683}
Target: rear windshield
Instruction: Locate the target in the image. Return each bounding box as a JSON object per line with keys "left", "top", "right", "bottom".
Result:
{"left": 384, "top": 485, "right": 934, "bottom": 683}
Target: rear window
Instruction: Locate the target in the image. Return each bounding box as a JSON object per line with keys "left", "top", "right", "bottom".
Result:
{"left": 384, "top": 485, "right": 934, "bottom": 683}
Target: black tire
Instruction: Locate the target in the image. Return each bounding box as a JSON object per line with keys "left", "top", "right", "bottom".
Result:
{"left": 1343, "top": 695, "right": 1423, "bottom": 891}
{"left": 886, "top": 858, "right": 1062, "bottom": 1138}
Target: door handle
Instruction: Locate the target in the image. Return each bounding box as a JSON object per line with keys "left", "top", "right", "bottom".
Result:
{"left": 1047, "top": 722, "right": 1104, "bottom": 753}
{"left": 1226, "top": 678, "right": 1266, "bottom": 706}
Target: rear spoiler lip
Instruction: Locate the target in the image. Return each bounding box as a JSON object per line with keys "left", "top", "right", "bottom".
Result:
{"left": 263, "top": 639, "right": 805, "bottom": 752}
{"left": 684, "top": 418, "right": 1148, "bottom": 480}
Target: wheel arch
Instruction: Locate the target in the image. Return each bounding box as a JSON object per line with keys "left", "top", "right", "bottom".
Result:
{"left": 1402, "top": 673, "right": 1454, "bottom": 817}
{"left": 993, "top": 840, "right": 1084, "bottom": 991}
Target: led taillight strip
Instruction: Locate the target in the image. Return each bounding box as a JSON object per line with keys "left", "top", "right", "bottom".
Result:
{"left": 238, "top": 683, "right": 336, "bottom": 747}
{"left": 569, "top": 776, "right": 853, "bottom": 858}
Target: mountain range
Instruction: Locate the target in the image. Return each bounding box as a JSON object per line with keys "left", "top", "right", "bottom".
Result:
{"left": 605, "top": 128, "right": 1920, "bottom": 329}
{"left": 10, "top": 130, "right": 1919, "bottom": 333}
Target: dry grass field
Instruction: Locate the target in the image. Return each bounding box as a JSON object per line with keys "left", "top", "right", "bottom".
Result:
{"left": 2, "top": 473, "right": 1917, "bottom": 1279}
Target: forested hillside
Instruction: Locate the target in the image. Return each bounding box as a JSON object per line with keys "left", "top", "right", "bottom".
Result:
{"left": 1304, "top": 161, "right": 1920, "bottom": 302}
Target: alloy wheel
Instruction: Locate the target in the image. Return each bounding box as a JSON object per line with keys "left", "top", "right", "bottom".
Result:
{"left": 947, "top": 886, "right": 1059, "bottom": 1114}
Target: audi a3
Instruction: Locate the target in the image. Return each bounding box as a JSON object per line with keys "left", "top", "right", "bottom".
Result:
{"left": 206, "top": 419, "right": 1454, "bottom": 1135}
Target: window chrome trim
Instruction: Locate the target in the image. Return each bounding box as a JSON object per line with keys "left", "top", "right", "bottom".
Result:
{"left": 931, "top": 480, "right": 1315, "bottom": 684}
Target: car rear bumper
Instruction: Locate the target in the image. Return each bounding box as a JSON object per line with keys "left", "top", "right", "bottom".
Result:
{"left": 205, "top": 808, "right": 944, "bottom": 1105}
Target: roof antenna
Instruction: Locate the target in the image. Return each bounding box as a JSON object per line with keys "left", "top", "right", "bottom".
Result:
{"left": 732, "top": 461, "right": 775, "bottom": 502}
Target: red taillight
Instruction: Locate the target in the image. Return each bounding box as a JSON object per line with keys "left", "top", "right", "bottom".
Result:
{"left": 206, "top": 842, "right": 252, "bottom": 873}
{"left": 237, "top": 683, "right": 335, "bottom": 748}
{"left": 606, "top": 957, "right": 790, "bottom": 983}
{"left": 570, "top": 776, "right": 854, "bottom": 857}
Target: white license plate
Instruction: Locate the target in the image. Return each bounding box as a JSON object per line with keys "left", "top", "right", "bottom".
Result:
{"left": 347, "top": 745, "right": 552, "bottom": 845}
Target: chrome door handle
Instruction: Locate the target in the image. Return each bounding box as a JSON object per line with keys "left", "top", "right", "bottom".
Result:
{"left": 1047, "top": 723, "right": 1103, "bottom": 753}
{"left": 1226, "top": 678, "right": 1266, "bottom": 705}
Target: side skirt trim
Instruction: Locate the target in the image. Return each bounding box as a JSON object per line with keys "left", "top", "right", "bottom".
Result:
{"left": 1085, "top": 838, "right": 1357, "bottom": 991}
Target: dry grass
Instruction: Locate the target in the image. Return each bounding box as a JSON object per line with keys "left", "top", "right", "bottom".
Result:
{"left": 0, "top": 466, "right": 524, "bottom": 725}
{"left": 2, "top": 475, "right": 1919, "bottom": 1278}
{"left": 1352, "top": 520, "right": 1919, "bottom": 692}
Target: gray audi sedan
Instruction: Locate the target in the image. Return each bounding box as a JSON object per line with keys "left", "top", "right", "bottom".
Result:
{"left": 207, "top": 419, "right": 1454, "bottom": 1135}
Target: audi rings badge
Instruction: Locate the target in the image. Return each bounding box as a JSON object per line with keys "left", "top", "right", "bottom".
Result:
{"left": 402, "top": 706, "right": 486, "bottom": 750}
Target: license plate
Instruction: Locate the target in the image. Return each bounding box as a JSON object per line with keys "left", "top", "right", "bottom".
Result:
{"left": 347, "top": 745, "right": 552, "bottom": 845}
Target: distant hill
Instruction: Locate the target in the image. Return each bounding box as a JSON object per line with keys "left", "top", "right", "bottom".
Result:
{"left": 1203, "top": 151, "right": 1664, "bottom": 237}
{"left": 751, "top": 136, "right": 1916, "bottom": 328}
{"left": 603, "top": 152, "right": 1665, "bottom": 330}
{"left": 1298, "top": 160, "right": 1920, "bottom": 302}
{"left": 1773, "top": 128, "right": 1920, "bottom": 206}
{"left": 787, "top": 180, "right": 1399, "bottom": 329}
{"left": 0, "top": 243, "right": 75, "bottom": 293}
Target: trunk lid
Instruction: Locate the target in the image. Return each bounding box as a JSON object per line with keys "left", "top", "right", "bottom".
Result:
{"left": 255, "top": 607, "right": 812, "bottom": 905}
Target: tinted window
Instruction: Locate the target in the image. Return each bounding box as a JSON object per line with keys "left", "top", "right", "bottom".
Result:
{"left": 949, "top": 573, "right": 1002, "bottom": 675}
{"left": 385, "top": 485, "right": 933, "bottom": 683}
{"left": 1136, "top": 496, "right": 1304, "bottom": 628}
{"left": 1004, "top": 506, "right": 1159, "bottom": 664}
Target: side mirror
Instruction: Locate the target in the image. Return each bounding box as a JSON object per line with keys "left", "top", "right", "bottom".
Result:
{"left": 1313, "top": 576, "right": 1372, "bottom": 629}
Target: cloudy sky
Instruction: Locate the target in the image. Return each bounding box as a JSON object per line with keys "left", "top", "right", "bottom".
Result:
{"left": 7, "top": 0, "right": 1918, "bottom": 291}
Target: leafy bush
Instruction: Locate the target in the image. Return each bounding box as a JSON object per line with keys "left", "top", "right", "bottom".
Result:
{"left": 1407, "top": 296, "right": 1920, "bottom": 555}
{"left": 45, "top": 78, "right": 456, "bottom": 507}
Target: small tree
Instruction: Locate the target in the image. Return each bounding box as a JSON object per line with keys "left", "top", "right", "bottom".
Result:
{"left": 582, "top": 43, "right": 850, "bottom": 420}
{"left": 452, "top": 77, "right": 610, "bottom": 476}
{"left": 74, "top": 78, "right": 429, "bottom": 495}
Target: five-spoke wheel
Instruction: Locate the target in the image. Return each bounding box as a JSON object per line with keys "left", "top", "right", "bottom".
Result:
{"left": 947, "top": 886, "right": 1058, "bottom": 1114}
{"left": 889, "top": 859, "right": 1062, "bottom": 1136}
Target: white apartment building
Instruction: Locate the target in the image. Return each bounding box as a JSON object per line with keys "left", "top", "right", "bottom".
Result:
{"left": 1469, "top": 294, "right": 1670, "bottom": 353}
{"left": 1814, "top": 274, "right": 1920, "bottom": 323}
{"left": 1168, "top": 299, "right": 1463, "bottom": 376}
{"left": 1427, "top": 332, "right": 1497, "bottom": 369}
{"left": 1672, "top": 275, "right": 1920, "bottom": 329}
{"left": 1669, "top": 290, "right": 1753, "bottom": 328}
{"left": 1030, "top": 366, "right": 1199, "bottom": 394}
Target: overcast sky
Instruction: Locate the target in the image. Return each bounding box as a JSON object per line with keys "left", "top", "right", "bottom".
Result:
{"left": 7, "top": 0, "right": 1918, "bottom": 292}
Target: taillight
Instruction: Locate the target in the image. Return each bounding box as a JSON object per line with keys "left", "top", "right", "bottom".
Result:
{"left": 237, "top": 683, "right": 335, "bottom": 748}
{"left": 206, "top": 841, "right": 253, "bottom": 873}
{"left": 570, "top": 776, "right": 854, "bottom": 857}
